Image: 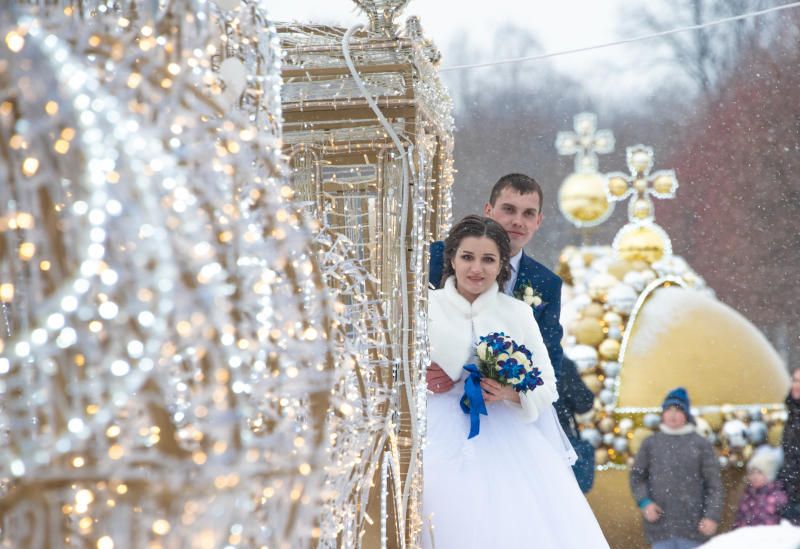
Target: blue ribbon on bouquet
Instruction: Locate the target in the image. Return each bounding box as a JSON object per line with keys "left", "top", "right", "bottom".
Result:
{"left": 459, "top": 364, "right": 487, "bottom": 439}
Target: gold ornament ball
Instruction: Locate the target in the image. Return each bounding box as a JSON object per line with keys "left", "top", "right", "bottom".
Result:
{"left": 582, "top": 373, "right": 602, "bottom": 394}
{"left": 575, "top": 317, "right": 605, "bottom": 346}
{"left": 632, "top": 198, "right": 652, "bottom": 220}
{"left": 768, "top": 423, "right": 784, "bottom": 447}
{"left": 734, "top": 409, "right": 749, "bottom": 421}
{"left": 588, "top": 273, "right": 619, "bottom": 301}
{"left": 703, "top": 411, "right": 725, "bottom": 431}
{"left": 608, "top": 176, "right": 628, "bottom": 197}
{"left": 595, "top": 448, "right": 609, "bottom": 466}
{"left": 633, "top": 178, "right": 648, "bottom": 193}
{"left": 603, "top": 311, "right": 623, "bottom": 326}
{"left": 576, "top": 409, "right": 596, "bottom": 424}
{"left": 653, "top": 174, "right": 676, "bottom": 194}
{"left": 615, "top": 225, "right": 667, "bottom": 264}
{"left": 598, "top": 416, "right": 616, "bottom": 434}
{"left": 599, "top": 338, "right": 621, "bottom": 360}
{"left": 630, "top": 150, "right": 651, "bottom": 173}
{"left": 558, "top": 172, "right": 612, "bottom": 226}
{"left": 583, "top": 302, "right": 606, "bottom": 319}
{"left": 607, "top": 259, "right": 633, "bottom": 280}
{"left": 629, "top": 427, "right": 654, "bottom": 455}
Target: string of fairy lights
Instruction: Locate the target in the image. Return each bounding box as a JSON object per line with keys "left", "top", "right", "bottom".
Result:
{"left": 0, "top": 1, "right": 342, "bottom": 547}
{"left": 2, "top": 1, "right": 455, "bottom": 548}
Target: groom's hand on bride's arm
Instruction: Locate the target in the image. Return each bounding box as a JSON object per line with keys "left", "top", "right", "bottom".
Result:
{"left": 426, "top": 362, "right": 453, "bottom": 393}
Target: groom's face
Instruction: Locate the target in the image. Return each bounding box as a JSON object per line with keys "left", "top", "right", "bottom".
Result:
{"left": 483, "top": 188, "right": 543, "bottom": 255}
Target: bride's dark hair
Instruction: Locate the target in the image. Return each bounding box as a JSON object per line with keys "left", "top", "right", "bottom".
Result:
{"left": 441, "top": 215, "right": 512, "bottom": 289}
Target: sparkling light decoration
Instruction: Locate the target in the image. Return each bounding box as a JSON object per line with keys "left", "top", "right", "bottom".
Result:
{"left": 0, "top": 2, "right": 335, "bottom": 546}
{"left": 352, "top": 0, "right": 411, "bottom": 35}
{"left": 278, "top": 4, "right": 455, "bottom": 547}
{"left": 555, "top": 112, "right": 615, "bottom": 228}
{"left": 606, "top": 144, "right": 679, "bottom": 262}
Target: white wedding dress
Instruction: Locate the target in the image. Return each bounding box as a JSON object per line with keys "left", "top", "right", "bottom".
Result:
{"left": 423, "top": 278, "right": 608, "bottom": 549}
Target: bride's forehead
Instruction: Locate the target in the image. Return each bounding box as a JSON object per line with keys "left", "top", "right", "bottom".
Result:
{"left": 456, "top": 236, "right": 499, "bottom": 254}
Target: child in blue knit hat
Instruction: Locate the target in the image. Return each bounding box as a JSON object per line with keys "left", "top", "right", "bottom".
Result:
{"left": 630, "top": 387, "right": 724, "bottom": 549}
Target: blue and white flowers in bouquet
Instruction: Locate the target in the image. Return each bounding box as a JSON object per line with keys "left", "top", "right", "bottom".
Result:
{"left": 460, "top": 331, "right": 544, "bottom": 438}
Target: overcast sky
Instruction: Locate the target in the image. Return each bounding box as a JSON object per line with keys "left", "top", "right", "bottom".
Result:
{"left": 266, "top": 0, "right": 626, "bottom": 79}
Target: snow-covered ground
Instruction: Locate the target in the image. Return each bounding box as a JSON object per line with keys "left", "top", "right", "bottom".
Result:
{"left": 700, "top": 522, "right": 800, "bottom": 549}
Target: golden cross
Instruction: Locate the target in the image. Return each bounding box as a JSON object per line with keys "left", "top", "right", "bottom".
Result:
{"left": 607, "top": 144, "right": 678, "bottom": 223}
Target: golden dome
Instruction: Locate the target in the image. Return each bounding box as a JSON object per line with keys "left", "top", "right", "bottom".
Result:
{"left": 617, "top": 285, "right": 788, "bottom": 408}
{"left": 613, "top": 222, "right": 670, "bottom": 263}
{"left": 558, "top": 172, "right": 612, "bottom": 227}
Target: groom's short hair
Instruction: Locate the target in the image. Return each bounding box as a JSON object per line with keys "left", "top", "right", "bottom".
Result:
{"left": 488, "top": 173, "right": 544, "bottom": 211}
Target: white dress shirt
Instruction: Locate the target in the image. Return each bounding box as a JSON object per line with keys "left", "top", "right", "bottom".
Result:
{"left": 504, "top": 250, "right": 523, "bottom": 295}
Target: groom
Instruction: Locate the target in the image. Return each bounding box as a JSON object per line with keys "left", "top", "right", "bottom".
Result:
{"left": 427, "top": 173, "right": 564, "bottom": 390}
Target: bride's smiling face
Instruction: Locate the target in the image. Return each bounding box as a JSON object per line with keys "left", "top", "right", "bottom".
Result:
{"left": 452, "top": 236, "right": 501, "bottom": 303}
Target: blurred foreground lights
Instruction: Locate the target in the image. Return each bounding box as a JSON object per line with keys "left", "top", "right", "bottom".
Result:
{"left": 0, "top": 283, "right": 13, "bottom": 302}
{"left": 5, "top": 30, "right": 25, "bottom": 53}
{"left": 68, "top": 418, "right": 87, "bottom": 435}
{"left": 152, "top": 519, "right": 171, "bottom": 536}
{"left": 97, "top": 536, "right": 114, "bottom": 549}
{"left": 75, "top": 489, "right": 94, "bottom": 506}
{"left": 18, "top": 242, "right": 36, "bottom": 260}
{"left": 110, "top": 360, "right": 130, "bottom": 377}
{"left": 22, "top": 157, "right": 40, "bottom": 176}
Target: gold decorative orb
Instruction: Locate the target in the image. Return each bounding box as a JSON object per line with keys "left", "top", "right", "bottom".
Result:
{"left": 595, "top": 448, "right": 609, "bottom": 466}
{"left": 734, "top": 409, "right": 749, "bottom": 421}
{"left": 703, "top": 411, "right": 725, "bottom": 431}
{"left": 768, "top": 424, "right": 784, "bottom": 447}
{"left": 582, "top": 373, "right": 602, "bottom": 394}
{"left": 607, "top": 259, "right": 633, "bottom": 280}
{"left": 583, "top": 303, "right": 606, "bottom": 319}
{"left": 558, "top": 172, "right": 612, "bottom": 227}
{"left": 632, "top": 198, "right": 651, "bottom": 220}
{"left": 603, "top": 311, "right": 623, "bottom": 326}
{"left": 633, "top": 178, "right": 648, "bottom": 193}
{"left": 599, "top": 338, "right": 620, "bottom": 360}
{"left": 630, "top": 150, "right": 650, "bottom": 173}
{"left": 607, "top": 176, "right": 629, "bottom": 197}
{"left": 575, "top": 317, "right": 605, "bottom": 346}
{"left": 588, "top": 273, "right": 619, "bottom": 301}
{"left": 614, "top": 224, "right": 668, "bottom": 264}
{"left": 629, "top": 427, "right": 654, "bottom": 455}
{"left": 653, "top": 174, "right": 676, "bottom": 194}
{"left": 598, "top": 417, "right": 616, "bottom": 433}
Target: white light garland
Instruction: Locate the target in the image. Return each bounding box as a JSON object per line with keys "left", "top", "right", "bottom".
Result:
{"left": 0, "top": 2, "right": 335, "bottom": 545}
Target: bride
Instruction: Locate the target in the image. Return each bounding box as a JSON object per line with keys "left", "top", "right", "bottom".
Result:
{"left": 423, "top": 215, "right": 608, "bottom": 548}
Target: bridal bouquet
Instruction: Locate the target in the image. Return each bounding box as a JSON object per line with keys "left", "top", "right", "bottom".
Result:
{"left": 460, "top": 331, "right": 544, "bottom": 438}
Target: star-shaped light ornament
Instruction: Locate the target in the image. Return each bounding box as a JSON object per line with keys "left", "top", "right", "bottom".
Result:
{"left": 607, "top": 145, "right": 679, "bottom": 263}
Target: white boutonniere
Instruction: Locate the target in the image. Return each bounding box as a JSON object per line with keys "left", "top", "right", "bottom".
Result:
{"left": 514, "top": 281, "right": 543, "bottom": 308}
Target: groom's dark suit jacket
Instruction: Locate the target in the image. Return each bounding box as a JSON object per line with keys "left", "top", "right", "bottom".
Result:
{"left": 428, "top": 240, "right": 564, "bottom": 376}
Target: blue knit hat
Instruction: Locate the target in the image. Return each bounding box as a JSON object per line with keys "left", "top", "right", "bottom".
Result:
{"left": 662, "top": 387, "right": 693, "bottom": 423}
